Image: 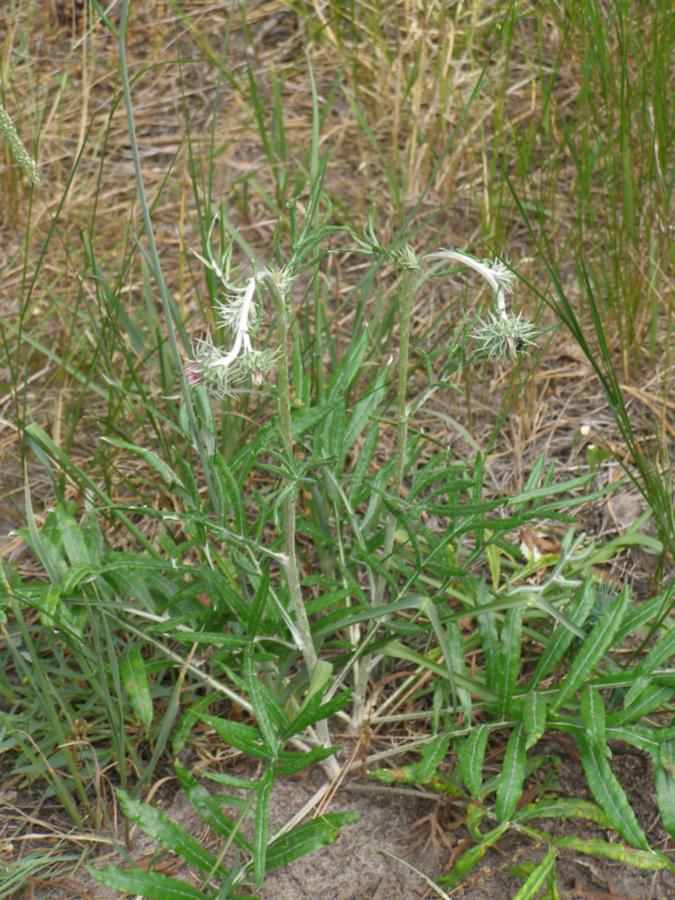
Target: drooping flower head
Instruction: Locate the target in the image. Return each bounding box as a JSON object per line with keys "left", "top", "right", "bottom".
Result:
{"left": 424, "top": 249, "right": 537, "bottom": 360}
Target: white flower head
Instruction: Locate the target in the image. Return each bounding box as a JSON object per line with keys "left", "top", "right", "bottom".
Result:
{"left": 423, "top": 248, "right": 537, "bottom": 360}
{"left": 472, "top": 310, "right": 539, "bottom": 360}
{"left": 186, "top": 270, "right": 278, "bottom": 397}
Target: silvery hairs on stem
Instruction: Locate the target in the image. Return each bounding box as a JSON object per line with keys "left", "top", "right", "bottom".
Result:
{"left": 424, "top": 250, "right": 539, "bottom": 360}
{"left": 0, "top": 103, "right": 39, "bottom": 186}
{"left": 187, "top": 240, "right": 279, "bottom": 397}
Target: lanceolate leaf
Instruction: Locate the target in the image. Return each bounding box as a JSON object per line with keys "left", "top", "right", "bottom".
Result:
{"left": 438, "top": 821, "right": 510, "bottom": 888}
{"left": 580, "top": 686, "right": 607, "bottom": 756}
{"left": 253, "top": 766, "right": 274, "bottom": 886}
{"left": 88, "top": 865, "right": 208, "bottom": 899}
{"left": 199, "top": 715, "right": 270, "bottom": 759}
{"left": 402, "top": 734, "right": 451, "bottom": 784}
{"left": 245, "top": 651, "right": 279, "bottom": 754}
{"left": 512, "top": 846, "right": 556, "bottom": 900}
{"left": 575, "top": 734, "right": 648, "bottom": 849}
{"left": 116, "top": 789, "right": 228, "bottom": 877}
{"left": 553, "top": 836, "right": 674, "bottom": 871}
{"left": 174, "top": 763, "right": 252, "bottom": 853}
{"left": 458, "top": 725, "right": 489, "bottom": 798}
{"left": 495, "top": 724, "right": 526, "bottom": 822}
{"left": 550, "top": 588, "right": 629, "bottom": 714}
{"left": 654, "top": 741, "right": 675, "bottom": 838}
{"left": 121, "top": 645, "right": 154, "bottom": 729}
{"left": 499, "top": 606, "right": 523, "bottom": 718}
{"left": 266, "top": 812, "right": 358, "bottom": 870}
{"left": 476, "top": 579, "right": 499, "bottom": 692}
{"left": 522, "top": 692, "right": 547, "bottom": 750}
{"left": 101, "top": 436, "right": 185, "bottom": 494}
{"left": 515, "top": 797, "right": 611, "bottom": 827}
{"left": 605, "top": 724, "right": 663, "bottom": 753}
{"left": 530, "top": 579, "right": 596, "bottom": 689}
{"left": 606, "top": 684, "right": 674, "bottom": 727}
{"left": 624, "top": 628, "right": 675, "bottom": 707}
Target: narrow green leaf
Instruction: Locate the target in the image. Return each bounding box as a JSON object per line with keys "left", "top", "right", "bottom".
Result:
{"left": 580, "top": 686, "right": 607, "bottom": 756}
{"left": 275, "top": 745, "right": 340, "bottom": 777}
{"left": 606, "top": 684, "right": 674, "bottom": 727}
{"left": 174, "top": 762, "right": 252, "bottom": 853}
{"left": 283, "top": 688, "right": 352, "bottom": 740}
{"left": 447, "top": 622, "right": 472, "bottom": 722}
{"left": 476, "top": 579, "right": 500, "bottom": 692}
{"left": 438, "top": 821, "right": 510, "bottom": 888}
{"left": 57, "top": 509, "right": 98, "bottom": 566}
{"left": 515, "top": 797, "right": 611, "bottom": 827}
{"left": 458, "top": 725, "right": 489, "bottom": 798}
{"left": 342, "top": 366, "right": 389, "bottom": 457}
{"left": 499, "top": 606, "right": 523, "bottom": 717}
{"left": 101, "top": 436, "right": 185, "bottom": 493}
{"left": 654, "top": 740, "right": 675, "bottom": 838}
{"left": 266, "top": 812, "right": 358, "bottom": 870}
{"left": 550, "top": 588, "right": 629, "bottom": 714}
{"left": 199, "top": 715, "right": 270, "bottom": 759}
{"left": 624, "top": 629, "right": 675, "bottom": 707}
{"left": 513, "top": 846, "right": 556, "bottom": 900}
{"left": 522, "top": 692, "right": 547, "bottom": 750}
{"left": 88, "top": 865, "right": 208, "bottom": 899}
{"left": 606, "top": 723, "right": 674, "bottom": 752}
{"left": 575, "top": 734, "right": 648, "bottom": 849}
{"left": 495, "top": 724, "right": 526, "bottom": 822}
{"left": 553, "top": 836, "right": 673, "bottom": 871}
{"left": 466, "top": 801, "right": 486, "bottom": 840}
{"left": 210, "top": 453, "right": 246, "bottom": 534}
{"left": 116, "top": 789, "right": 227, "bottom": 876}
{"left": 245, "top": 652, "right": 278, "bottom": 754}
{"left": 530, "top": 579, "right": 596, "bottom": 688}
{"left": 121, "top": 645, "right": 154, "bottom": 729}
{"left": 253, "top": 767, "right": 274, "bottom": 886}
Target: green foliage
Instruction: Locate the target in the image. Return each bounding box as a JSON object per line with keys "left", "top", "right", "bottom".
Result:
{"left": 2, "top": 2, "right": 672, "bottom": 897}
